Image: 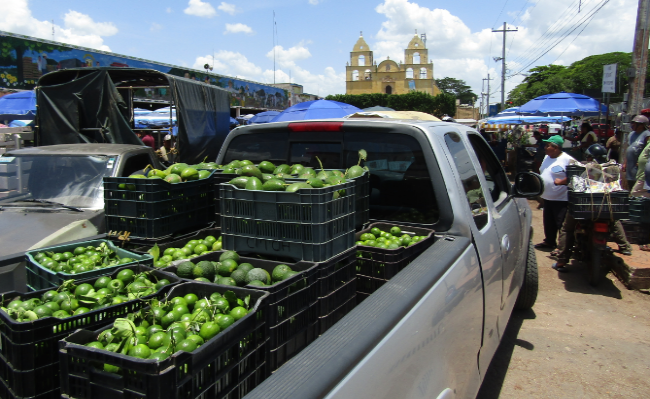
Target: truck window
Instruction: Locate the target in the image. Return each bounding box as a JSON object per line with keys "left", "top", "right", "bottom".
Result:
{"left": 121, "top": 153, "right": 154, "bottom": 176}
{"left": 345, "top": 132, "right": 438, "bottom": 224}
{"left": 444, "top": 132, "right": 488, "bottom": 229}
{"left": 290, "top": 142, "right": 342, "bottom": 169}
{"left": 223, "top": 132, "right": 289, "bottom": 164}
{"left": 467, "top": 133, "right": 510, "bottom": 208}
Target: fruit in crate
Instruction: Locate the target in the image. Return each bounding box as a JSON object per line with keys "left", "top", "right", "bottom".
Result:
{"left": 0, "top": 270, "right": 171, "bottom": 321}
{"left": 32, "top": 242, "right": 136, "bottom": 274}
{"left": 85, "top": 289, "right": 253, "bottom": 368}
{"left": 356, "top": 225, "right": 426, "bottom": 250}
{"left": 150, "top": 235, "right": 222, "bottom": 268}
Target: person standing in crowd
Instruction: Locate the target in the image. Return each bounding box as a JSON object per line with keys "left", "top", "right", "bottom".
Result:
{"left": 622, "top": 115, "right": 650, "bottom": 190}
{"left": 137, "top": 131, "right": 155, "bottom": 149}
{"left": 568, "top": 122, "right": 598, "bottom": 151}
{"left": 157, "top": 134, "right": 176, "bottom": 164}
{"left": 535, "top": 135, "right": 575, "bottom": 251}
{"left": 606, "top": 129, "right": 622, "bottom": 162}
{"left": 630, "top": 134, "right": 650, "bottom": 198}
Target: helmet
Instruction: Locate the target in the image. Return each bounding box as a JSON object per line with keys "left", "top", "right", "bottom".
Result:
{"left": 585, "top": 144, "right": 608, "bottom": 163}
{"left": 632, "top": 115, "right": 649, "bottom": 125}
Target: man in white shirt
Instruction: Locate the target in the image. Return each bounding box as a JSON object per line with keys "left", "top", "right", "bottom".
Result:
{"left": 535, "top": 135, "right": 575, "bottom": 250}
{"left": 622, "top": 115, "right": 650, "bottom": 189}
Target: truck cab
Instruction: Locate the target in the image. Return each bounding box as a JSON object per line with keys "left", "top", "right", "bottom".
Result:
{"left": 0, "top": 144, "right": 161, "bottom": 292}
{"left": 218, "top": 118, "right": 542, "bottom": 399}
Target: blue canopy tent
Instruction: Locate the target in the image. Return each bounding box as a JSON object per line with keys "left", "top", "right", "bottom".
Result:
{"left": 229, "top": 117, "right": 239, "bottom": 125}
{"left": 485, "top": 115, "right": 571, "bottom": 125}
{"left": 0, "top": 91, "right": 36, "bottom": 121}
{"left": 270, "top": 100, "right": 361, "bottom": 122}
{"left": 249, "top": 110, "right": 280, "bottom": 124}
{"left": 517, "top": 92, "right": 607, "bottom": 117}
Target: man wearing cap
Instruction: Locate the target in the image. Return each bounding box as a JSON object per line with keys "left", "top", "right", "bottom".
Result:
{"left": 157, "top": 134, "right": 176, "bottom": 164}
{"left": 622, "top": 115, "right": 650, "bottom": 190}
{"left": 535, "top": 135, "right": 576, "bottom": 251}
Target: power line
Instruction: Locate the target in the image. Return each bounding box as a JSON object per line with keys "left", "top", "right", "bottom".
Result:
{"left": 509, "top": 0, "right": 610, "bottom": 77}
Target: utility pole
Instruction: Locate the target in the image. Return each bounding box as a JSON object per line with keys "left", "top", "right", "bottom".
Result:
{"left": 483, "top": 74, "right": 493, "bottom": 117}
{"left": 492, "top": 22, "right": 517, "bottom": 111}
{"left": 627, "top": 0, "right": 650, "bottom": 117}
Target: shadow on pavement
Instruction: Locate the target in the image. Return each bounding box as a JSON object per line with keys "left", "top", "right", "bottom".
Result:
{"left": 475, "top": 308, "right": 536, "bottom": 399}
{"left": 556, "top": 261, "right": 622, "bottom": 299}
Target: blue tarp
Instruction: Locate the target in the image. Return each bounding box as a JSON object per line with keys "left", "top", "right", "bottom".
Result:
{"left": 249, "top": 110, "right": 280, "bottom": 124}
{"left": 518, "top": 92, "right": 606, "bottom": 117}
{"left": 0, "top": 91, "right": 36, "bottom": 120}
{"left": 270, "top": 100, "right": 361, "bottom": 122}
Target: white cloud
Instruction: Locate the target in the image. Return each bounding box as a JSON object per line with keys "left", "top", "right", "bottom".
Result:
{"left": 193, "top": 51, "right": 262, "bottom": 80}
{"left": 0, "top": 0, "right": 115, "bottom": 51}
{"left": 266, "top": 44, "right": 312, "bottom": 68}
{"left": 217, "top": 2, "right": 238, "bottom": 15}
{"left": 150, "top": 22, "right": 163, "bottom": 32}
{"left": 371, "top": 0, "right": 636, "bottom": 103}
{"left": 184, "top": 0, "right": 217, "bottom": 18}
{"left": 166, "top": 7, "right": 172, "bottom": 13}
{"left": 309, "top": 0, "right": 321, "bottom": 5}
{"left": 224, "top": 23, "right": 254, "bottom": 35}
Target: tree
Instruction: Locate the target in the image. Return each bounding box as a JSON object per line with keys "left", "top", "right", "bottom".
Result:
{"left": 436, "top": 77, "right": 477, "bottom": 105}
{"left": 326, "top": 91, "right": 456, "bottom": 118}
{"left": 506, "top": 52, "right": 649, "bottom": 105}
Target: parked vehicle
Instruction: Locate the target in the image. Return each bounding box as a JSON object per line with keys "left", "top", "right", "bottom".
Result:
{"left": 0, "top": 143, "right": 161, "bottom": 292}
{"left": 217, "top": 119, "right": 544, "bottom": 399}
{"left": 591, "top": 123, "right": 615, "bottom": 140}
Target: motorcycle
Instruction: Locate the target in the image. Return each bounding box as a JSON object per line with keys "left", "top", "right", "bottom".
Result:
{"left": 573, "top": 219, "right": 611, "bottom": 286}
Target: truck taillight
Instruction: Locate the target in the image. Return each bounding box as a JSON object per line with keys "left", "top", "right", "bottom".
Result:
{"left": 594, "top": 222, "right": 609, "bottom": 233}
{"left": 287, "top": 122, "right": 344, "bottom": 132}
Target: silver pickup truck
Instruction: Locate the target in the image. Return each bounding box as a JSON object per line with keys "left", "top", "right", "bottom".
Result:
{"left": 217, "top": 118, "right": 543, "bottom": 399}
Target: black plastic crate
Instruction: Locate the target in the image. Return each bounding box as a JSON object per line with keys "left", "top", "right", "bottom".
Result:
{"left": 105, "top": 191, "right": 214, "bottom": 219}
{"left": 354, "top": 223, "right": 435, "bottom": 266}
{"left": 209, "top": 172, "right": 240, "bottom": 228}
{"left": 222, "top": 230, "right": 356, "bottom": 263}
{"left": 219, "top": 181, "right": 355, "bottom": 224}
{"left": 0, "top": 353, "right": 59, "bottom": 398}
{"left": 318, "top": 277, "right": 357, "bottom": 318}
{"left": 319, "top": 292, "right": 357, "bottom": 336}
{"left": 566, "top": 164, "right": 587, "bottom": 182}
{"left": 222, "top": 213, "right": 354, "bottom": 243}
{"left": 317, "top": 247, "right": 358, "bottom": 300}
{"left": 0, "top": 265, "right": 179, "bottom": 370}
{"left": 620, "top": 220, "right": 650, "bottom": 245}
{"left": 355, "top": 195, "right": 370, "bottom": 230}
{"left": 107, "top": 226, "right": 218, "bottom": 253}
{"left": 629, "top": 197, "right": 650, "bottom": 223}
{"left": 24, "top": 239, "right": 154, "bottom": 291}
{"left": 568, "top": 191, "right": 629, "bottom": 220}
{"left": 0, "top": 374, "right": 59, "bottom": 399}
{"left": 59, "top": 282, "right": 269, "bottom": 399}
{"left": 105, "top": 205, "right": 215, "bottom": 239}
{"left": 103, "top": 171, "right": 216, "bottom": 197}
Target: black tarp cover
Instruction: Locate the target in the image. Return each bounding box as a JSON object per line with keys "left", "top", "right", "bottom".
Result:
{"left": 36, "top": 68, "right": 230, "bottom": 164}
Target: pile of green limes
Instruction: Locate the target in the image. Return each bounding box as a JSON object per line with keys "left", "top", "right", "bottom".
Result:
{"left": 152, "top": 235, "right": 222, "bottom": 268}
{"left": 84, "top": 288, "right": 252, "bottom": 370}
{"left": 1, "top": 269, "right": 171, "bottom": 322}
{"left": 32, "top": 242, "right": 136, "bottom": 274}
{"left": 356, "top": 226, "right": 426, "bottom": 250}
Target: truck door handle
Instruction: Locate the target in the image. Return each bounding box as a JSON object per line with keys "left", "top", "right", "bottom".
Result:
{"left": 501, "top": 234, "right": 510, "bottom": 252}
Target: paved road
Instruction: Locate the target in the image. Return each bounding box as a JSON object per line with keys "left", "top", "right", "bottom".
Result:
{"left": 476, "top": 200, "right": 650, "bottom": 399}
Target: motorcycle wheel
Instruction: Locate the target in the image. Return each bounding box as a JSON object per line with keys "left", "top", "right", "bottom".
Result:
{"left": 587, "top": 247, "right": 602, "bottom": 287}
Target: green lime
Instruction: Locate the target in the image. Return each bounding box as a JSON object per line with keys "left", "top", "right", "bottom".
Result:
{"left": 193, "top": 244, "right": 208, "bottom": 255}
{"left": 73, "top": 246, "right": 86, "bottom": 255}
{"left": 155, "top": 279, "right": 171, "bottom": 290}
{"left": 217, "top": 314, "right": 235, "bottom": 330}
{"left": 212, "top": 241, "right": 222, "bottom": 251}
{"left": 389, "top": 226, "right": 402, "bottom": 235}
{"left": 163, "top": 247, "right": 177, "bottom": 256}
{"left": 204, "top": 236, "right": 217, "bottom": 245}
{"left": 61, "top": 299, "right": 80, "bottom": 313}
{"left": 186, "top": 334, "right": 205, "bottom": 347}
{"left": 229, "top": 307, "right": 248, "bottom": 321}
{"left": 147, "top": 324, "right": 164, "bottom": 337}
{"left": 86, "top": 341, "right": 104, "bottom": 349}
{"left": 43, "top": 301, "right": 60, "bottom": 312}
{"left": 52, "top": 310, "right": 70, "bottom": 319}
{"left": 218, "top": 259, "right": 238, "bottom": 276}
{"left": 94, "top": 276, "right": 112, "bottom": 290}
{"left": 209, "top": 292, "right": 222, "bottom": 302}
{"left": 74, "top": 307, "right": 90, "bottom": 315}
{"left": 129, "top": 344, "right": 152, "bottom": 359}
{"left": 41, "top": 290, "right": 58, "bottom": 302}
{"left": 176, "top": 339, "right": 198, "bottom": 352}
{"left": 74, "top": 283, "right": 94, "bottom": 297}
{"left": 199, "top": 321, "right": 221, "bottom": 341}
{"left": 154, "top": 260, "right": 168, "bottom": 268}
{"left": 213, "top": 297, "right": 229, "bottom": 313}
{"left": 148, "top": 351, "right": 170, "bottom": 361}
{"left": 33, "top": 305, "right": 53, "bottom": 318}
{"left": 148, "top": 331, "right": 170, "bottom": 350}
{"left": 161, "top": 312, "right": 176, "bottom": 328}
{"left": 170, "top": 297, "right": 188, "bottom": 307}
{"left": 116, "top": 269, "right": 135, "bottom": 284}
{"left": 183, "top": 293, "right": 198, "bottom": 308}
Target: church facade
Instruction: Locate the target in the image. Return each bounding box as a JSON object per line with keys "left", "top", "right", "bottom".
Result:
{"left": 345, "top": 33, "right": 440, "bottom": 96}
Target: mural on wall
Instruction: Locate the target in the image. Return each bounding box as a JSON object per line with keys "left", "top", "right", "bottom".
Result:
{"left": 0, "top": 32, "right": 289, "bottom": 109}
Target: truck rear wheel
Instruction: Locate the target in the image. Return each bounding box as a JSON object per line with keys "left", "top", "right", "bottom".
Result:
{"left": 515, "top": 240, "right": 538, "bottom": 310}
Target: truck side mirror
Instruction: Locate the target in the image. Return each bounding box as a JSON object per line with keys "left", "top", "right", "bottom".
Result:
{"left": 512, "top": 172, "right": 544, "bottom": 198}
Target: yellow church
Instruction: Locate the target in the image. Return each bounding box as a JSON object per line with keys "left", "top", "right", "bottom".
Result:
{"left": 346, "top": 32, "right": 440, "bottom": 96}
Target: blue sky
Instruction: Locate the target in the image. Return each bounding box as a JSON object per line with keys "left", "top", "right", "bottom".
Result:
{"left": 0, "top": 0, "right": 637, "bottom": 111}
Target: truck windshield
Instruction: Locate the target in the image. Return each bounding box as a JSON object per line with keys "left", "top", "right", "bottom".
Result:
{"left": 0, "top": 155, "right": 111, "bottom": 209}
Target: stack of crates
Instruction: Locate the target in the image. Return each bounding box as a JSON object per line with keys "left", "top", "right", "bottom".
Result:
{"left": 219, "top": 180, "right": 357, "bottom": 262}
{"left": 58, "top": 283, "right": 269, "bottom": 399}
{"left": 103, "top": 172, "right": 216, "bottom": 239}
{"left": 0, "top": 265, "right": 178, "bottom": 398}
